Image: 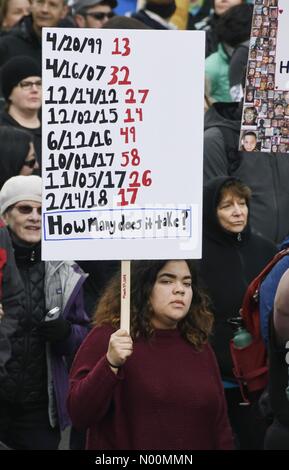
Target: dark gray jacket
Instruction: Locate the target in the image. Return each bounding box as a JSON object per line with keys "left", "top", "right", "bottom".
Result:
{"left": 204, "top": 102, "right": 289, "bottom": 243}
{"left": 0, "top": 15, "right": 41, "bottom": 68}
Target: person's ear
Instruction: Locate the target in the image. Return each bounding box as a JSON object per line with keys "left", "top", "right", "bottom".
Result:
{"left": 60, "top": 3, "right": 69, "bottom": 19}
{"left": 74, "top": 14, "right": 86, "bottom": 27}
{"left": 2, "top": 211, "right": 10, "bottom": 225}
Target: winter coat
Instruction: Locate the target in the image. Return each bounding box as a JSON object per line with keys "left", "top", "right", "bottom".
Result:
{"left": 0, "top": 15, "right": 41, "bottom": 68}
{"left": 131, "top": 9, "right": 175, "bottom": 29}
{"left": 0, "top": 112, "right": 42, "bottom": 172}
{"left": 45, "top": 260, "right": 89, "bottom": 429}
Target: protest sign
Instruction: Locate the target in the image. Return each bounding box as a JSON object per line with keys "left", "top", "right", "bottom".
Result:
{"left": 42, "top": 29, "right": 205, "bottom": 260}
{"left": 275, "top": 0, "right": 289, "bottom": 90}
{"left": 239, "top": 0, "right": 289, "bottom": 153}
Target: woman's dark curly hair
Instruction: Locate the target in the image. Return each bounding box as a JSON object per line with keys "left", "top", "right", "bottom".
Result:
{"left": 93, "top": 259, "right": 213, "bottom": 350}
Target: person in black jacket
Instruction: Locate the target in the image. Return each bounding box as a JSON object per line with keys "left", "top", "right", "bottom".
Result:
{"left": 131, "top": 0, "right": 177, "bottom": 29}
{"left": 0, "top": 0, "right": 68, "bottom": 68}
{"left": 197, "top": 176, "right": 276, "bottom": 449}
{"left": 0, "top": 175, "right": 89, "bottom": 450}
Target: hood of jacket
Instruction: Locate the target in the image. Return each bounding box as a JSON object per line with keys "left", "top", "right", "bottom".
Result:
{"left": 204, "top": 101, "right": 242, "bottom": 133}
{"left": 0, "top": 114, "right": 31, "bottom": 189}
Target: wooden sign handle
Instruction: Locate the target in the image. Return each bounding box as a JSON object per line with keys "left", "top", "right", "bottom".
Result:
{"left": 120, "top": 260, "right": 131, "bottom": 333}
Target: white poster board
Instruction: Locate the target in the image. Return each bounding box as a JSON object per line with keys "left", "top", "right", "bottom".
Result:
{"left": 275, "top": 0, "right": 289, "bottom": 90}
{"left": 42, "top": 29, "right": 205, "bottom": 260}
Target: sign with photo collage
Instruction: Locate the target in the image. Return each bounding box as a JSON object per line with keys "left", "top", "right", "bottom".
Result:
{"left": 239, "top": 0, "right": 289, "bottom": 153}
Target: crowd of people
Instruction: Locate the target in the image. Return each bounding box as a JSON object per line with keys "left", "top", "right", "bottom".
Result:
{"left": 0, "top": 0, "right": 289, "bottom": 451}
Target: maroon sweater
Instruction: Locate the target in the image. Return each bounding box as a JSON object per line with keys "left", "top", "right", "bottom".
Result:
{"left": 68, "top": 325, "right": 234, "bottom": 450}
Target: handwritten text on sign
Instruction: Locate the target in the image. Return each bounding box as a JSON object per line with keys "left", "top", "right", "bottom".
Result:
{"left": 42, "top": 29, "right": 205, "bottom": 260}
{"left": 275, "top": 0, "right": 289, "bottom": 90}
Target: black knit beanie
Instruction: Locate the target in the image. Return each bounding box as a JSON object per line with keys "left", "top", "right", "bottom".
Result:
{"left": 1, "top": 56, "right": 41, "bottom": 101}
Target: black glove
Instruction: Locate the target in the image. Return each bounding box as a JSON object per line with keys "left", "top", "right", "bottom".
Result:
{"left": 38, "top": 316, "right": 71, "bottom": 343}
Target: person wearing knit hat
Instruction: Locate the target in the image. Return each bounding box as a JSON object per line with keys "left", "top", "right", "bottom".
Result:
{"left": 72, "top": 0, "right": 117, "bottom": 28}
{"left": 0, "top": 175, "right": 42, "bottom": 244}
{"left": 1, "top": 56, "right": 41, "bottom": 102}
{"left": 0, "top": 175, "right": 41, "bottom": 214}
{"left": 0, "top": 56, "right": 42, "bottom": 172}
{"left": 131, "top": 0, "right": 177, "bottom": 29}
{"left": 0, "top": 173, "right": 89, "bottom": 450}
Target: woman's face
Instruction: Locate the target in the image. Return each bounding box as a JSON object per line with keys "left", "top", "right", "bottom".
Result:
{"left": 269, "top": 28, "right": 276, "bottom": 37}
{"left": 242, "top": 134, "right": 257, "bottom": 152}
{"left": 254, "top": 15, "right": 262, "bottom": 28}
{"left": 246, "top": 91, "right": 253, "bottom": 102}
{"left": 9, "top": 75, "right": 42, "bottom": 114}
{"left": 244, "top": 109, "right": 256, "bottom": 124}
{"left": 217, "top": 190, "right": 248, "bottom": 233}
{"left": 150, "top": 261, "right": 193, "bottom": 330}
{"left": 20, "top": 142, "right": 39, "bottom": 175}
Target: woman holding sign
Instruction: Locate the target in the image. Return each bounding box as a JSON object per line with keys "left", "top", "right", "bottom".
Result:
{"left": 68, "top": 259, "right": 234, "bottom": 450}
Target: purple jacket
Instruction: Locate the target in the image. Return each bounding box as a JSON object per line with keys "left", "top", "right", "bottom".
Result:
{"left": 45, "top": 261, "right": 90, "bottom": 430}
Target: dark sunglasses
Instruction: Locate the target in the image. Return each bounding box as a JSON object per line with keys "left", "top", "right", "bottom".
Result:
{"left": 84, "top": 11, "right": 114, "bottom": 20}
{"left": 13, "top": 205, "right": 42, "bottom": 215}
{"left": 23, "top": 158, "right": 37, "bottom": 168}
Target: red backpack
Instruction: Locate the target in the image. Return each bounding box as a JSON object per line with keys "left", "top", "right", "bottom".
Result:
{"left": 230, "top": 248, "right": 289, "bottom": 403}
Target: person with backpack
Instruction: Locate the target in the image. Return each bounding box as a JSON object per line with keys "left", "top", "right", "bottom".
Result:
{"left": 197, "top": 176, "right": 276, "bottom": 449}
